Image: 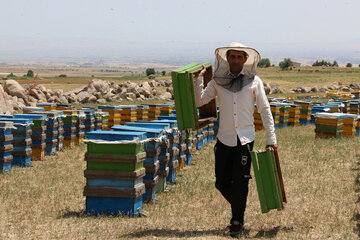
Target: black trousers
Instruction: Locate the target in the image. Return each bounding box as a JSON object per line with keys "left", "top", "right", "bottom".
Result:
{"left": 214, "top": 138, "right": 254, "bottom": 225}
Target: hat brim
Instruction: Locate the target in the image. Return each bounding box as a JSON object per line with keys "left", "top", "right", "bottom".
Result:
{"left": 215, "top": 47, "right": 261, "bottom": 65}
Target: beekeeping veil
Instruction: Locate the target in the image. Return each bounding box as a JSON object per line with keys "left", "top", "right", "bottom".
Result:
{"left": 213, "top": 42, "right": 261, "bottom": 92}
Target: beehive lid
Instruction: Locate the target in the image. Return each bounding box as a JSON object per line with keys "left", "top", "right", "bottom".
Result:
{"left": 125, "top": 122, "right": 170, "bottom": 130}
{"left": 0, "top": 121, "right": 14, "bottom": 128}
{"left": 87, "top": 130, "right": 147, "bottom": 141}
{"left": 14, "top": 114, "right": 47, "bottom": 120}
{"left": 0, "top": 118, "right": 33, "bottom": 125}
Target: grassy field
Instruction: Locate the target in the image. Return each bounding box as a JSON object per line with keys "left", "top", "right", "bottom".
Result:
{"left": 0, "top": 125, "right": 359, "bottom": 239}
{"left": 1, "top": 65, "right": 360, "bottom": 94}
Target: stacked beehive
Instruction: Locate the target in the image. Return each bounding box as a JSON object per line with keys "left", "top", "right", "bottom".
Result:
{"left": 214, "top": 109, "right": 220, "bottom": 138}
{"left": 82, "top": 109, "right": 94, "bottom": 136}
{"left": 254, "top": 106, "right": 264, "bottom": 131}
{"left": 279, "top": 104, "right": 289, "bottom": 128}
{"left": 288, "top": 105, "right": 300, "bottom": 126}
{"left": 159, "top": 104, "right": 175, "bottom": 116}
{"left": 84, "top": 131, "right": 147, "bottom": 216}
{"left": 148, "top": 105, "right": 161, "bottom": 120}
{"left": 315, "top": 113, "right": 343, "bottom": 138}
{"left": 356, "top": 116, "right": 360, "bottom": 136}
{"left": 100, "top": 112, "right": 109, "bottom": 130}
{"left": 349, "top": 102, "right": 360, "bottom": 114}
{"left": 295, "top": 101, "right": 312, "bottom": 125}
{"left": 99, "top": 105, "right": 121, "bottom": 129}
{"left": 202, "top": 126, "right": 209, "bottom": 145}
{"left": 29, "top": 111, "right": 60, "bottom": 156}
{"left": 0, "top": 121, "right": 14, "bottom": 173}
{"left": 328, "top": 102, "right": 344, "bottom": 113}
{"left": 124, "top": 122, "right": 170, "bottom": 192}
{"left": 342, "top": 114, "right": 357, "bottom": 137}
{"left": 94, "top": 112, "right": 103, "bottom": 131}
{"left": 120, "top": 105, "right": 138, "bottom": 125}
{"left": 196, "top": 128, "right": 204, "bottom": 150}
{"left": 75, "top": 111, "right": 85, "bottom": 145}
{"left": 167, "top": 128, "right": 179, "bottom": 183}
{"left": 56, "top": 111, "right": 64, "bottom": 151}
{"left": 342, "top": 101, "right": 350, "bottom": 113}
{"left": 14, "top": 114, "right": 47, "bottom": 161}
{"left": 270, "top": 104, "right": 280, "bottom": 129}
{"left": 136, "top": 105, "right": 149, "bottom": 121}
{"left": 62, "top": 110, "right": 78, "bottom": 148}
{"left": 185, "top": 129, "right": 194, "bottom": 166}
{"left": 36, "top": 103, "right": 56, "bottom": 111}
{"left": 176, "top": 130, "right": 187, "bottom": 172}
{"left": 112, "top": 125, "right": 163, "bottom": 203}
{"left": 2, "top": 118, "right": 32, "bottom": 167}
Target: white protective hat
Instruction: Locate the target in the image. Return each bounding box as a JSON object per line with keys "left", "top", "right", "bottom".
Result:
{"left": 214, "top": 42, "right": 261, "bottom": 78}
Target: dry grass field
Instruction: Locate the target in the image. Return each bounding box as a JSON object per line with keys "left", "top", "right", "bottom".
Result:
{"left": 0, "top": 125, "right": 359, "bottom": 239}
{"left": 1, "top": 65, "right": 360, "bottom": 95}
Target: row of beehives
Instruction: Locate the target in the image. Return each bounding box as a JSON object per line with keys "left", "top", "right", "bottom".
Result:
{"left": 83, "top": 118, "right": 219, "bottom": 216}
{"left": 254, "top": 100, "right": 360, "bottom": 138}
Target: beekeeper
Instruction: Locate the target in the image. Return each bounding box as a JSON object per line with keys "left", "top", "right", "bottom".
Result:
{"left": 194, "top": 42, "right": 277, "bottom": 237}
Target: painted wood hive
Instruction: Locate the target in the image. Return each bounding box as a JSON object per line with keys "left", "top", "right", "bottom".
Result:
{"left": 84, "top": 130, "right": 147, "bottom": 216}
{"left": 0, "top": 118, "right": 32, "bottom": 167}
{"left": 14, "top": 114, "right": 47, "bottom": 161}
{"left": 112, "top": 125, "right": 165, "bottom": 203}
{"left": 0, "top": 121, "right": 14, "bottom": 173}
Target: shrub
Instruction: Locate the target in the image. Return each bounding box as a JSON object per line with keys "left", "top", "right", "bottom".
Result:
{"left": 26, "top": 70, "right": 34, "bottom": 77}
{"left": 161, "top": 70, "right": 166, "bottom": 76}
{"left": 7, "top": 73, "right": 15, "bottom": 78}
{"left": 58, "top": 74, "right": 67, "bottom": 77}
{"left": 146, "top": 68, "right": 155, "bottom": 76}
{"left": 346, "top": 63, "right": 352, "bottom": 68}
{"left": 279, "top": 58, "right": 293, "bottom": 70}
{"left": 257, "top": 58, "right": 271, "bottom": 68}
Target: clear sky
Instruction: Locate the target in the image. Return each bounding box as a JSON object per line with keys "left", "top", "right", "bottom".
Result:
{"left": 1, "top": 0, "right": 360, "bottom": 64}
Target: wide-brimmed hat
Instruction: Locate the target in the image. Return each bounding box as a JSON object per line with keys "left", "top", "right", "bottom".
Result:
{"left": 214, "top": 42, "right": 261, "bottom": 77}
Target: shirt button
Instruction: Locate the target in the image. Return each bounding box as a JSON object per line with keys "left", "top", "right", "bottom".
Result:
{"left": 234, "top": 102, "right": 236, "bottom": 104}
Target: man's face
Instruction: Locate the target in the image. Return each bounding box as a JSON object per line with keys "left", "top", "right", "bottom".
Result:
{"left": 226, "top": 50, "right": 248, "bottom": 74}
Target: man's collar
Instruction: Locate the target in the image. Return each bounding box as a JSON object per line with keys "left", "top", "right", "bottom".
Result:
{"left": 227, "top": 69, "right": 245, "bottom": 78}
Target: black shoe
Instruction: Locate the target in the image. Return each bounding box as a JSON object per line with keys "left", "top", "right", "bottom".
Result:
{"left": 229, "top": 222, "right": 243, "bottom": 238}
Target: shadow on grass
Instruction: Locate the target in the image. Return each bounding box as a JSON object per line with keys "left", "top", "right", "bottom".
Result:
{"left": 119, "top": 228, "right": 234, "bottom": 238}
{"left": 254, "top": 226, "right": 293, "bottom": 238}
{"left": 59, "top": 210, "right": 88, "bottom": 219}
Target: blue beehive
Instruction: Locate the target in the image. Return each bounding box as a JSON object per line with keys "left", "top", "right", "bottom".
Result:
{"left": 82, "top": 109, "right": 95, "bottom": 136}
{"left": 14, "top": 114, "right": 47, "bottom": 160}
{"left": 84, "top": 130, "right": 147, "bottom": 216}
{"left": 112, "top": 125, "right": 165, "bottom": 203}
{"left": 0, "top": 118, "right": 32, "bottom": 167}
{"left": 0, "top": 121, "right": 14, "bottom": 173}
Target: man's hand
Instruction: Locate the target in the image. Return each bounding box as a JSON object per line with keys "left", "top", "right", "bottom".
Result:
{"left": 194, "top": 64, "right": 206, "bottom": 78}
{"left": 266, "top": 144, "right": 278, "bottom": 151}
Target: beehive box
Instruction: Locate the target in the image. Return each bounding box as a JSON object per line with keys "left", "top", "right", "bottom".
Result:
{"left": 172, "top": 62, "right": 217, "bottom": 130}
{"left": 36, "top": 103, "right": 57, "bottom": 111}
{"left": 0, "top": 118, "right": 32, "bottom": 167}
{"left": 0, "top": 121, "right": 14, "bottom": 173}
{"left": 84, "top": 130, "right": 147, "bottom": 216}
{"left": 14, "top": 114, "right": 47, "bottom": 161}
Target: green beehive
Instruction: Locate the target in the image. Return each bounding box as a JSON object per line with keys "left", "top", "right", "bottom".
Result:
{"left": 251, "top": 148, "right": 286, "bottom": 213}
{"left": 171, "top": 62, "right": 217, "bottom": 130}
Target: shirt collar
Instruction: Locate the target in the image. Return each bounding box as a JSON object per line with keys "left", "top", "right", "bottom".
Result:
{"left": 227, "top": 69, "right": 245, "bottom": 78}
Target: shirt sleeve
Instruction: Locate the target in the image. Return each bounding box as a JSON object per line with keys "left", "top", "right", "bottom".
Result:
{"left": 255, "top": 77, "right": 277, "bottom": 145}
{"left": 194, "top": 76, "right": 217, "bottom": 107}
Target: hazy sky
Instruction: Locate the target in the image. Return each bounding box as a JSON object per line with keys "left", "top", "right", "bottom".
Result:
{"left": 1, "top": 0, "right": 360, "bottom": 63}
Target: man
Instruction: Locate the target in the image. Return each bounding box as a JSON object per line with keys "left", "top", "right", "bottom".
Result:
{"left": 194, "top": 42, "right": 277, "bottom": 237}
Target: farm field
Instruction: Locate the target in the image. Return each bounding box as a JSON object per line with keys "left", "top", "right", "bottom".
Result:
{"left": 1, "top": 65, "right": 360, "bottom": 95}
{"left": 0, "top": 124, "right": 359, "bottom": 239}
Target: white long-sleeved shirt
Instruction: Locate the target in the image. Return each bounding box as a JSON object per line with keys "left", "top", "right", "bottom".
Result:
{"left": 194, "top": 74, "right": 277, "bottom": 147}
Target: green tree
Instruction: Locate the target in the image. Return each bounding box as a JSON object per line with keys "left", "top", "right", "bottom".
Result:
{"left": 332, "top": 60, "right": 338, "bottom": 67}
{"left": 279, "top": 58, "right": 293, "bottom": 70}
{"left": 161, "top": 70, "right": 166, "bottom": 76}
{"left": 257, "top": 58, "right": 271, "bottom": 68}
{"left": 146, "top": 68, "right": 155, "bottom": 76}
{"left": 346, "top": 63, "right": 352, "bottom": 68}
{"left": 7, "top": 73, "right": 15, "bottom": 78}
{"left": 26, "top": 70, "right": 34, "bottom": 77}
